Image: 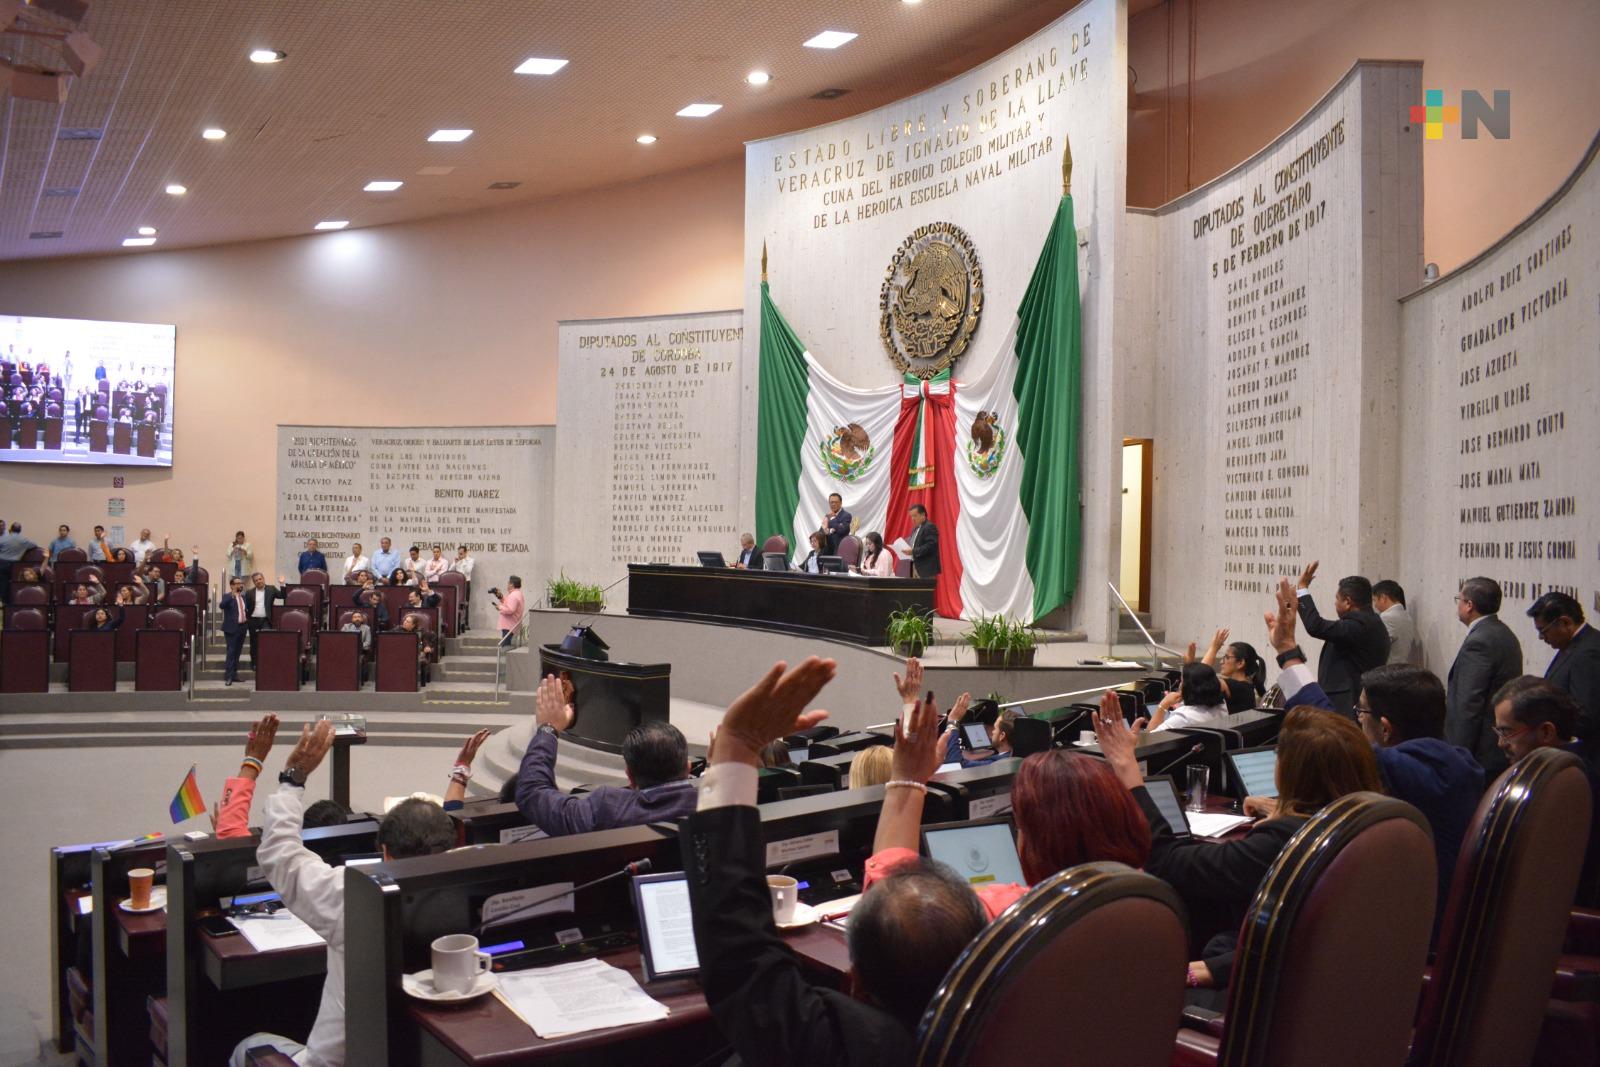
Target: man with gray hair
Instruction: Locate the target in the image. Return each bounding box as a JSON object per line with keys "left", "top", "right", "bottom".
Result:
{"left": 1446, "top": 576, "right": 1523, "bottom": 777}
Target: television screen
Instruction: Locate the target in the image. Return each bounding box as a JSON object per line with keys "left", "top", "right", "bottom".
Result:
{"left": 0, "top": 314, "right": 176, "bottom": 466}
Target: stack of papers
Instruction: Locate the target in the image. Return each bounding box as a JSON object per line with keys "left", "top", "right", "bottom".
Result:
{"left": 1185, "top": 812, "right": 1255, "bottom": 839}
{"left": 496, "top": 958, "right": 671, "bottom": 1038}
{"left": 228, "top": 912, "right": 327, "bottom": 952}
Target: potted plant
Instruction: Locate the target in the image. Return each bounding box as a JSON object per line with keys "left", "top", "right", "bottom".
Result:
{"left": 545, "top": 573, "right": 578, "bottom": 609}
{"left": 566, "top": 581, "right": 605, "bottom": 613}
{"left": 885, "top": 606, "right": 936, "bottom": 658}
{"left": 963, "top": 612, "right": 1009, "bottom": 667}
{"left": 1005, "top": 619, "right": 1038, "bottom": 667}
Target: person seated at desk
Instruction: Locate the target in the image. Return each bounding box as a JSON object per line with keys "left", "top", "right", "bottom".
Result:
{"left": 847, "top": 744, "right": 892, "bottom": 788}
{"left": 68, "top": 580, "right": 104, "bottom": 606}
{"left": 341, "top": 543, "right": 370, "bottom": 584}
{"left": 942, "top": 698, "right": 1016, "bottom": 768}
{"left": 796, "top": 530, "right": 825, "bottom": 573}
{"left": 1147, "top": 662, "right": 1231, "bottom": 732}
{"left": 296, "top": 538, "right": 328, "bottom": 576}
{"left": 135, "top": 566, "right": 165, "bottom": 604}
{"left": 866, "top": 693, "right": 1151, "bottom": 919}
{"left": 351, "top": 586, "right": 389, "bottom": 631}
{"left": 1199, "top": 627, "right": 1267, "bottom": 712}
{"left": 81, "top": 605, "right": 121, "bottom": 631}
{"left": 514, "top": 673, "right": 697, "bottom": 835}
{"left": 685, "top": 658, "right": 988, "bottom": 1067}
{"left": 1096, "top": 589, "right": 1384, "bottom": 993}
{"left": 409, "top": 579, "right": 441, "bottom": 610}
{"left": 113, "top": 585, "right": 140, "bottom": 610}
{"left": 854, "top": 531, "right": 896, "bottom": 577}
{"left": 386, "top": 565, "right": 412, "bottom": 587}
{"left": 342, "top": 611, "right": 374, "bottom": 682}
{"left": 15, "top": 565, "right": 40, "bottom": 585}
{"left": 230, "top": 720, "right": 459, "bottom": 1067}
{"left": 733, "top": 532, "right": 759, "bottom": 569}
{"left": 398, "top": 614, "right": 436, "bottom": 685}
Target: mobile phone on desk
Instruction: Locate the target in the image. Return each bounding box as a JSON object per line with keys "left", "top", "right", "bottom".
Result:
{"left": 197, "top": 914, "right": 239, "bottom": 938}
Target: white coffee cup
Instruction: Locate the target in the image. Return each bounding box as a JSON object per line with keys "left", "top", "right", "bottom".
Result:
{"left": 767, "top": 874, "right": 799, "bottom": 924}
{"left": 431, "top": 933, "right": 491, "bottom": 994}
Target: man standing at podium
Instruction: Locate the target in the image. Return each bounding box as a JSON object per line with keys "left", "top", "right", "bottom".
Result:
{"left": 821, "top": 493, "right": 852, "bottom": 555}
{"left": 906, "top": 504, "right": 940, "bottom": 579}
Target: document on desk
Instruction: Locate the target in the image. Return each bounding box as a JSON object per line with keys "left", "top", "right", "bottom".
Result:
{"left": 228, "top": 912, "right": 326, "bottom": 952}
{"left": 1185, "top": 812, "right": 1255, "bottom": 839}
{"left": 496, "top": 958, "right": 671, "bottom": 1038}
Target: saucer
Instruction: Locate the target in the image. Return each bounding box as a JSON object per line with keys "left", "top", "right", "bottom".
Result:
{"left": 776, "top": 902, "right": 819, "bottom": 930}
{"left": 119, "top": 886, "right": 167, "bottom": 913}
{"left": 402, "top": 969, "right": 497, "bottom": 1003}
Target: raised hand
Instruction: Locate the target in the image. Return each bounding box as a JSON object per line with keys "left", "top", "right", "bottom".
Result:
{"left": 284, "top": 720, "right": 335, "bottom": 779}
{"left": 1183, "top": 641, "right": 1197, "bottom": 665}
{"left": 1297, "top": 560, "right": 1319, "bottom": 591}
{"left": 891, "top": 693, "right": 946, "bottom": 784}
{"left": 1094, "top": 690, "right": 1148, "bottom": 789}
{"left": 456, "top": 728, "right": 492, "bottom": 768}
{"left": 535, "top": 674, "right": 575, "bottom": 731}
{"left": 1264, "top": 578, "right": 1300, "bottom": 654}
{"left": 715, "top": 657, "right": 837, "bottom": 765}
{"left": 893, "top": 656, "right": 924, "bottom": 704}
{"left": 245, "top": 713, "right": 280, "bottom": 762}
{"left": 947, "top": 691, "right": 973, "bottom": 723}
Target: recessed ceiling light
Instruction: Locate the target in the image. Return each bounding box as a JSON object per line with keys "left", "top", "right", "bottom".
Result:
{"left": 249, "top": 49, "right": 285, "bottom": 64}
{"left": 122, "top": 237, "right": 157, "bottom": 247}
{"left": 902, "top": 0, "right": 924, "bottom": 5}
{"left": 201, "top": 127, "right": 227, "bottom": 140}
{"left": 514, "top": 57, "right": 568, "bottom": 75}
{"left": 804, "top": 30, "right": 858, "bottom": 49}
{"left": 165, "top": 184, "right": 187, "bottom": 196}
{"left": 364, "top": 180, "right": 403, "bottom": 192}
{"left": 137, "top": 226, "right": 157, "bottom": 236}
{"left": 427, "top": 128, "right": 473, "bottom": 142}
{"left": 314, "top": 220, "right": 349, "bottom": 230}
{"left": 676, "top": 103, "right": 722, "bottom": 118}
{"left": 746, "top": 70, "right": 771, "bottom": 86}
{"left": 636, "top": 134, "right": 657, "bottom": 145}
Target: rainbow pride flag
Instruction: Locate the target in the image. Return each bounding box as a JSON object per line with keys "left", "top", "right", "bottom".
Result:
{"left": 169, "top": 766, "right": 205, "bottom": 823}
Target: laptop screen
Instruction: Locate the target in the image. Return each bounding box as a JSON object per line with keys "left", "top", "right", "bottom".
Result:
{"left": 961, "top": 722, "right": 992, "bottom": 749}
{"left": 1229, "top": 748, "right": 1280, "bottom": 798}
{"left": 633, "top": 872, "right": 699, "bottom": 980}
{"left": 922, "top": 820, "right": 1027, "bottom": 888}
{"left": 1143, "top": 776, "right": 1191, "bottom": 836}
{"left": 697, "top": 551, "right": 726, "bottom": 567}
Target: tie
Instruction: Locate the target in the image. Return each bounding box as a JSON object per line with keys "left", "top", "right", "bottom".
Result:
{"left": 236, "top": 595, "right": 244, "bottom": 622}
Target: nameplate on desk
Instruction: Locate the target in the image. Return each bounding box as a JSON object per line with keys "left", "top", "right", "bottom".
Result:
{"left": 766, "top": 829, "right": 840, "bottom": 867}
{"left": 969, "top": 792, "right": 1012, "bottom": 819}
{"left": 498, "top": 824, "right": 550, "bottom": 846}
{"left": 482, "top": 882, "right": 575, "bottom": 925}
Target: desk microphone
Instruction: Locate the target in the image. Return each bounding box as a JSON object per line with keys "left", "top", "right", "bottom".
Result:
{"left": 477, "top": 858, "right": 653, "bottom": 935}
{"left": 1148, "top": 743, "right": 1205, "bottom": 779}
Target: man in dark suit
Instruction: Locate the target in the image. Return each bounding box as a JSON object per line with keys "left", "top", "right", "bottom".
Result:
{"left": 1293, "top": 563, "right": 1389, "bottom": 716}
{"left": 1447, "top": 576, "right": 1523, "bottom": 777}
{"left": 514, "top": 674, "right": 697, "bottom": 835}
{"left": 220, "top": 577, "right": 249, "bottom": 686}
{"left": 684, "top": 658, "right": 987, "bottom": 1066}
{"left": 906, "top": 503, "right": 940, "bottom": 579}
{"left": 244, "top": 572, "right": 281, "bottom": 668}
{"left": 733, "top": 533, "right": 759, "bottom": 569}
{"left": 1528, "top": 591, "right": 1600, "bottom": 741}
{"left": 821, "top": 493, "right": 852, "bottom": 555}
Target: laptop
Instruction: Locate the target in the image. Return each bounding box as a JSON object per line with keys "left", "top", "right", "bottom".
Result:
{"left": 921, "top": 816, "right": 1027, "bottom": 888}
{"left": 817, "top": 555, "right": 846, "bottom": 574}
{"left": 697, "top": 551, "right": 727, "bottom": 567}
{"left": 762, "top": 552, "right": 789, "bottom": 571}
{"left": 958, "top": 721, "right": 993, "bottom": 751}
{"left": 1141, "top": 775, "right": 1192, "bottom": 838}
{"left": 1226, "top": 745, "right": 1280, "bottom": 799}
{"left": 630, "top": 870, "right": 700, "bottom": 982}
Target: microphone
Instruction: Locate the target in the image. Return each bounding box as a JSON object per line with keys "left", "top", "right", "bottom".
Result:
{"left": 477, "top": 858, "right": 653, "bottom": 936}
{"left": 1149, "top": 743, "right": 1204, "bottom": 779}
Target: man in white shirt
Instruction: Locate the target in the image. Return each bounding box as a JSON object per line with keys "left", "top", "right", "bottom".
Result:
{"left": 403, "top": 546, "right": 423, "bottom": 576}
{"left": 1373, "top": 579, "right": 1420, "bottom": 665}
{"left": 451, "top": 545, "right": 475, "bottom": 580}
{"left": 422, "top": 544, "right": 450, "bottom": 581}
{"left": 341, "top": 543, "right": 372, "bottom": 584}
{"left": 126, "top": 528, "right": 157, "bottom": 564}
{"left": 232, "top": 721, "right": 457, "bottom": 1067}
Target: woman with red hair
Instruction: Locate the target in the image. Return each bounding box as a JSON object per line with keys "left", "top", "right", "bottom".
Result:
{"left": 863, "top": 696, "right": 1151, "bottom": 918}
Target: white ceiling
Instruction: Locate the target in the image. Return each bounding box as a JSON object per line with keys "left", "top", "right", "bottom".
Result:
{"left": 0, "top": 0, "right": 1099, "bottom": 261}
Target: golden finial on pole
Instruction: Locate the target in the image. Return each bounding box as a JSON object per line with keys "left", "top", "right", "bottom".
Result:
{"left": 761, "top": 240, "right": 768, "bottom": 282}
{"left": 1061, "top": 133, "right": 1073, "bottom": 196}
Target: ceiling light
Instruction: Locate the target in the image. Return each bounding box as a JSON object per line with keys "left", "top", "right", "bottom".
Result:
{"left": 428, "top": 128, "right": 473, "bottom": 142}
{"left": 202, "top": 127, "right": 227, "bottom": 140}
{"left": 803, "top": 30, "right": 858, "bottom": 49}
{"left": 636, "top": 134, "right": 657, "bottom": 145}
{"left": 249, "top": 49, "right": 286, "bottom": 64}
{"left": 314, "top": 220, "right": 349, "bottom": 230}
{"left": 137, "top": 226, "right": 157, "bottom": 236}
{"left": 514, "top": 57, "right": 568, "bottom": 75}
{"left": 902, "top": 0, "right": 924, "bottom": 4}
{"left": 122, "top": 237, "right": 157, "bottom": 247}
{"left": 746, "top": 70, "right": 771, "bottom": 86}
{"left": 364, "top": 180, "right": 403, "bottom": 192}
{"left": 676, "top": 103, "right": 722, "bottom": 118}
{"left": 165, "top": 184, "right": 187, "bottom": 196}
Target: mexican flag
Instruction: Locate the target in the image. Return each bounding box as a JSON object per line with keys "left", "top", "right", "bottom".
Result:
{"left": 754, "top": 193, "right": 1083, "bottom": 622}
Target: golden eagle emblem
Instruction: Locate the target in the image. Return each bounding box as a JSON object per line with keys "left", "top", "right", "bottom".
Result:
{"left": 880, "top": 222, "right": 983, "bottom": 380}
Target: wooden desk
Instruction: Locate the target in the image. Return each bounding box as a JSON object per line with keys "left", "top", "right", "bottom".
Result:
{"left": 115, "top": 906, "right": 167, "bottom": 959}
{"left": 410, "top": 948, "right": 715, "bottom": 1067}
{"left": 202, "top": 929, "right": 326, "bottom": 991}
{"left": 627, "top": 563, "right": 936, "bottom": 645}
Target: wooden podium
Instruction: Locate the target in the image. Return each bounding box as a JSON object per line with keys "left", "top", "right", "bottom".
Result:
{"left": 538, "top": 643, "right": 671, "bottom": 752}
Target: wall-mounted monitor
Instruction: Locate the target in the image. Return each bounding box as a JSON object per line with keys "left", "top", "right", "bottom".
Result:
{"left": 0, "top": 314, "right": 176, "bottom": 467}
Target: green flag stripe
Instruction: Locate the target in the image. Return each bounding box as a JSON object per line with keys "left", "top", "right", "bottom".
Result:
{"left": 1013, "top": 195, "right": 1083, "bottom": 619}
{"left": 755, "top": 280, "right": 811, "bottom": 544}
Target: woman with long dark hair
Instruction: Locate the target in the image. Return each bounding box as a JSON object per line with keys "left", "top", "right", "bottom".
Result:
{"left": 1202, "top": 627, "right": 1267, "bottom": 711}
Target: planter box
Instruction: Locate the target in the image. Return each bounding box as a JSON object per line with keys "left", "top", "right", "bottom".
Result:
{"left": 973, "top": 647, "right": 1036, "bottom": 668}
{"left": 892, "top": 641, "right": 926, "bottom": 659}
{"left": 566, "top": 601, "right": 603, "bottom": 613}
